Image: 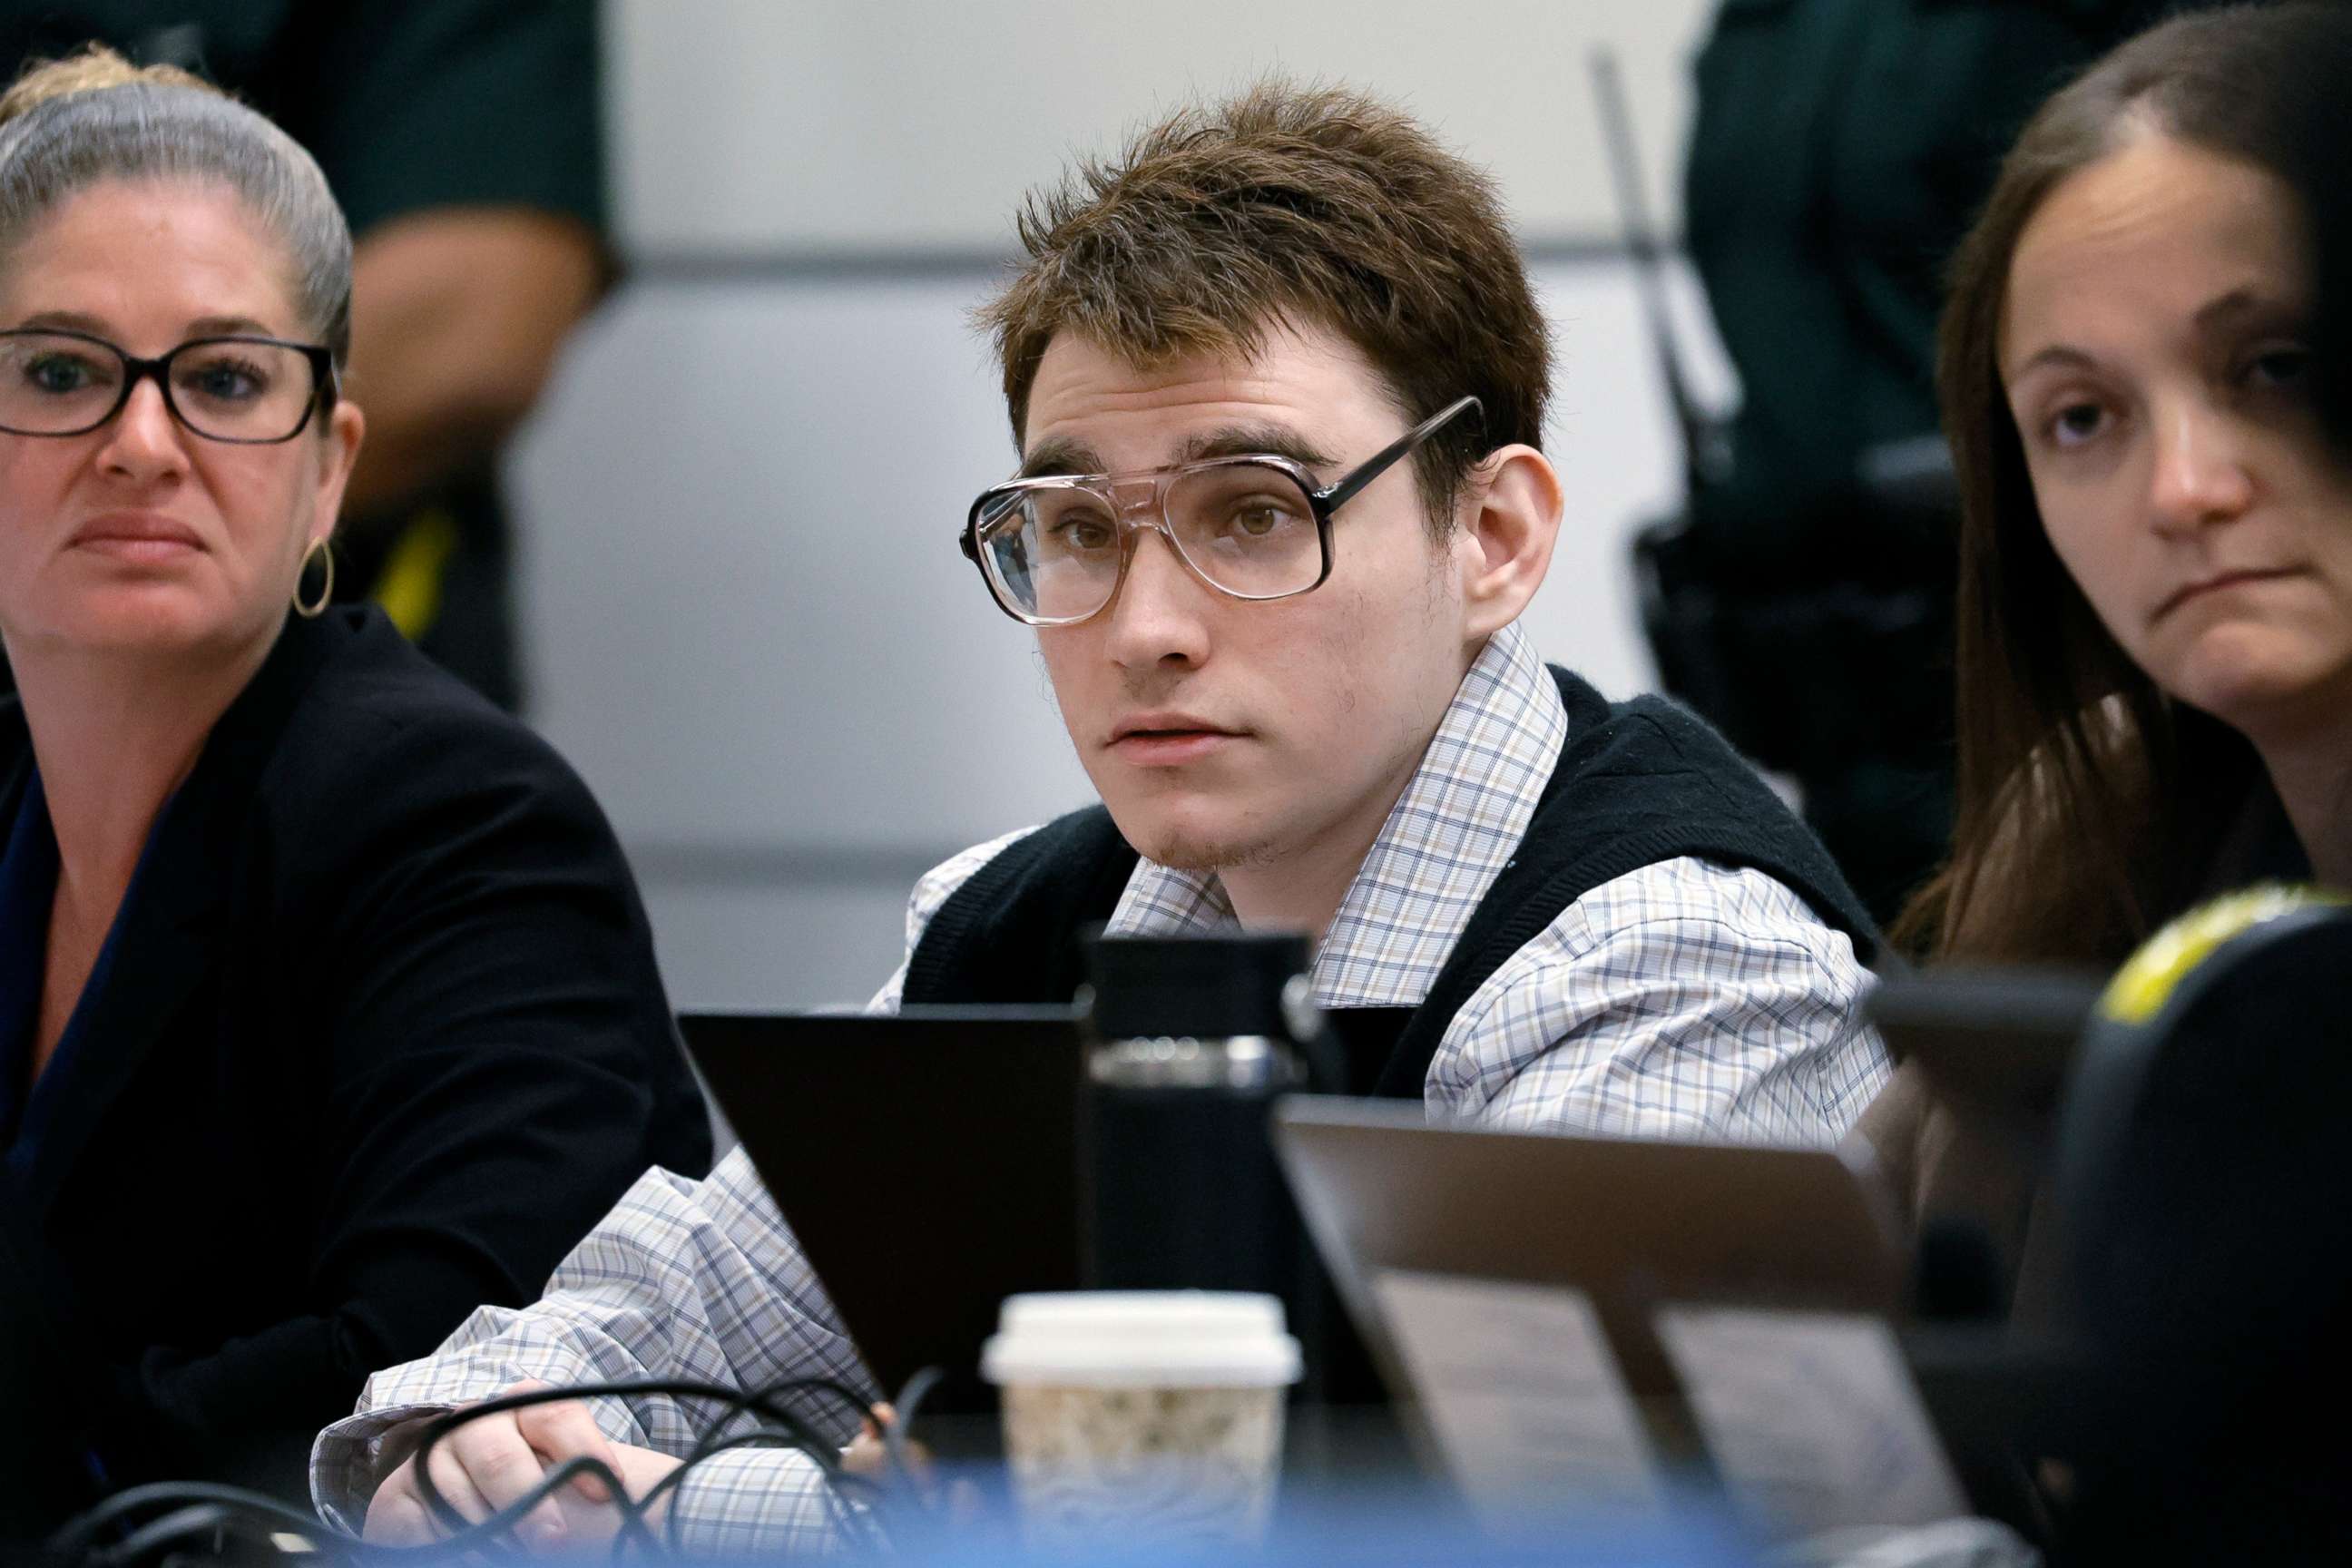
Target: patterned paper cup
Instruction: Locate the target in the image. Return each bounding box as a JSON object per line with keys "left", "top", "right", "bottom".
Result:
{"left": 982, "top": 1292, "right": 1303, "bottom": 1552}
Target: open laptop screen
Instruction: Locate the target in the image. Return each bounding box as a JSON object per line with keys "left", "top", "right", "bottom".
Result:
{"left": 680, "top": 1008, "right": 1088, "bottom": 1408}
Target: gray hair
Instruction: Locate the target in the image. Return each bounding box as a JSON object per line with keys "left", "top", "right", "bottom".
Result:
{"left": 0, "top": 64, "right": 351, "bottom": 364}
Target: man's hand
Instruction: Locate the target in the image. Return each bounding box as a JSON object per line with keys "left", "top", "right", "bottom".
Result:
{"left": 842, "top": 1401, "right": 975, "bottom": 1521}
{"left": 839, "top": 1401, "right": 901, "bottom": 1481}
{"left": 362, "top": 1381, "right": 683, "bottom": 1550}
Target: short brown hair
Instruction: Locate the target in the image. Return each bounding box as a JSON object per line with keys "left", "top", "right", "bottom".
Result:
{"left": 977, "top": 79, "right": 1550, "bottom": 531}
{"left": 1900, "top": 2, "right": 2352, "bottom": 965}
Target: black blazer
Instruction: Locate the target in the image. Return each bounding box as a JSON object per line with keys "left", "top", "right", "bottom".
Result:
{"left": 0, "top": 607, "right": 710, "bottom": 1510}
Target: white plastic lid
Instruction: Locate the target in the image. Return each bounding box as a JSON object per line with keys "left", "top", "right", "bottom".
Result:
{"left": 980, "top": 1290, "right": 1304, "bottom": 1388}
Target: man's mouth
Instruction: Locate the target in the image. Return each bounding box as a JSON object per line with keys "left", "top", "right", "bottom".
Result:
{"left": 1108, "top": 714, "right": 1244, "bottom": 764}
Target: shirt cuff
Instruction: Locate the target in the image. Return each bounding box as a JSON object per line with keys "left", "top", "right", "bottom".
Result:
{"left": 309, "top": 1404, "right": 453, "bottom": 1533}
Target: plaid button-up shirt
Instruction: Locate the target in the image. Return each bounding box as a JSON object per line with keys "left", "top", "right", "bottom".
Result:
{"left": 311, "top": 622, "right": 1889, "bottom": 1552}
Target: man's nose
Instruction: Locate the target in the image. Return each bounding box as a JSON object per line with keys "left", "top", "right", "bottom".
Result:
{"left": 1101, "top": 524, "right": 1211, "bottom": 669}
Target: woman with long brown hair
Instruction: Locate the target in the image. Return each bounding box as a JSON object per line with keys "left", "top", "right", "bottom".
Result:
{"left": 1866, "top": 0, "right": 2352, "bottom": 1280}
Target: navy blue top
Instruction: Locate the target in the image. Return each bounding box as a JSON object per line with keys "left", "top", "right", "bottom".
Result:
{"left": 0, "top": 606, "right": 710, "bottom": 1513}
{"left": 0, "top": 769, "right": 166, "bottom": 1175}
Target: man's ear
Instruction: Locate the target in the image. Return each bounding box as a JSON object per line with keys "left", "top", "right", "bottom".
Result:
{"left": 1453, "top": 445, "right": 1563, "bottom": 643}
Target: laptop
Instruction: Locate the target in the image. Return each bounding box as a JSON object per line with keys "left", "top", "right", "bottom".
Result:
{"left": 1270, "top": 1098, "right": 1906, "bottom": 1398}
{"left": 1269, "top": 1099, "right": 1971, "bottom": 1537}
{"left": 680, "top": 1008, "right": 1089, "bottom": 1409}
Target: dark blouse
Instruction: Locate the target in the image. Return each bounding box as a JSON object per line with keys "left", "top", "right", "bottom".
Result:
{"left": 0, "top": 769, "right": 172, "bottom": 1174}
{"left": 0, "top": 607, "right": 710, "bottom": 1513}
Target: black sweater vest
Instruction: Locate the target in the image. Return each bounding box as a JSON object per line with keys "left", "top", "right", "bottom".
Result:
{"left": 904, "top": 666, "right": 1877, "bottom": 1098}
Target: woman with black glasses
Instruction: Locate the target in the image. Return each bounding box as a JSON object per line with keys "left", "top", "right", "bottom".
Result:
{"left": 0, "top": 49, "right": 708, "bottom": 1517}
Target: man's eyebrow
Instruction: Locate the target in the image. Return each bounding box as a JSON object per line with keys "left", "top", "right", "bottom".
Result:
{"left": 1017, "top": 436, "right": 1104, "bottom": 479}
{"left": 1016, "top": 424, "right": 1339, "bottom": 479}
{"left": 1177, "top": 425, "right": 1337, "bottom": 470}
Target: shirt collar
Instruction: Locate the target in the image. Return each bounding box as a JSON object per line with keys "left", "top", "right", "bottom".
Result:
{"left": 1105, "top": 621, "right": 1569, "bottom": 1006}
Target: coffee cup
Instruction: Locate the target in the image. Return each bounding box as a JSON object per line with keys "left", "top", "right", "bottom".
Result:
{"left": 981, "top": 1291, "right": 1302, "bottom": 1550}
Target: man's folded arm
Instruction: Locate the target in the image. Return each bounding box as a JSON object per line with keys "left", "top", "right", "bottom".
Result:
{"left": 1428, "top": 858, "right": 1889, "bottom": 1145}
{"left": 312, "top": 1147, "right": 871, "bottom": 1542}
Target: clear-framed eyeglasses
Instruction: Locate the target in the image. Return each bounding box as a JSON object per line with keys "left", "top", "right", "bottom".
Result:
{"left": 959, "top": 395, "right": 1484, "bottom": 627}
{"left": 0, "top": 328, "right": 339, "bottom": 445}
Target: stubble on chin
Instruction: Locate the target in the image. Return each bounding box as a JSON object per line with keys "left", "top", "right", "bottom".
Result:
{"left": 1088, "top": 742, "right": 1288, "bottom": 877}
{"left": 1139, "top": 827, "right": 1283, "bottom": 876}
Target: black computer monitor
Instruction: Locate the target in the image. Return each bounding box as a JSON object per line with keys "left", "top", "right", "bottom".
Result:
{"left": 680, "top": 1008, "right": 1089, "bottom": 1411}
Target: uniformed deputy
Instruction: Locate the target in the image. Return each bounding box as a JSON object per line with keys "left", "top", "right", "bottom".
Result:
{"left": 0, "top": 2, "right": 612, "bottom": 710}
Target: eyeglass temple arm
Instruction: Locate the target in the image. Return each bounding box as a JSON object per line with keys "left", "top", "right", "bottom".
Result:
{"left": 959, "top": 493, "right": 1023, "bottom": 560}
{"left": 1313, "top": 395, "right": 1485, "bottom": 513}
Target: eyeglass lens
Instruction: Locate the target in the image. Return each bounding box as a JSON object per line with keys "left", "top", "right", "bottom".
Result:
{"left": 0, "top": 333, "right": 318, "bottom": 442}
{"left": 981, "top": 464, "right": 1324, "bottom": 622}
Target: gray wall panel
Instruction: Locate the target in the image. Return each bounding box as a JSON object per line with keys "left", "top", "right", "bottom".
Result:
{"left": 611, "top": 0, "right": 1713, "bottom": 254}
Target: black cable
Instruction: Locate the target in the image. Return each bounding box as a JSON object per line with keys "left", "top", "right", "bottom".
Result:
{"left": 410, "top": 1441, "right": 632, "bottom": 1553}
{"left": 93, "top": 1504, "right": 239, "bottom": 1568}
{"left": 45, "top": 1368, "right": 945, "bottom": 1568}
{"left": 881, "top": 1367, "right": 945, "bottom": 1485}
{"left": 644, "top": 1382, "right": 884, "bottom": 1551}
{"left": 632, "top": 1377, "right": 884, "bottom": 1554}
{"left": 49, "top": 1484, "right": 326, "bottom": 1567}
{"left": 635, "top": 1435, "right": 886, "bottom": 1558}
{"left": 407, "top": 1377, "right": 883, "bottom": 1554}
{"left": 733, "top": 1376, "right": 902, "bottom": 1550}
{"left": 676, "top": 1376, "right": 866, "bottom": 1471}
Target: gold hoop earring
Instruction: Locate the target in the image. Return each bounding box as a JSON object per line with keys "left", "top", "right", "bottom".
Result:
{"left": 293, "top": 536, "right": 335, "bottom": 619}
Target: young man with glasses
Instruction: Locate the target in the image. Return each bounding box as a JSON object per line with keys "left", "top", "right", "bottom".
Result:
{"left": 326, "top": 82, "right": 1890, "bottom": 1551}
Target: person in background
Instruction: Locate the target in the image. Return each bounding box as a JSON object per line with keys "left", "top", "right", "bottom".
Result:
{"left": 325, "top": 79, "right": 1891, "bottom": 1555}
{"left": 1661, "top": 0, "right": 2174, "bottom": 922}
{"left": 1857, "top": 11, "right": 2352, "bottom": 1550}
{"left": 0, "top": 1, "right": 611, "bottom": 709}
{"left": 0, "top": 49, "right": 707, "bottom": 1515}
{"left": 1863, "top": 0, "right": 2352, "bottom": 1301}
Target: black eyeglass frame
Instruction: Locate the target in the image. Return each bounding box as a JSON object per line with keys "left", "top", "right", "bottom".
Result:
{"left": 959, "top": 394, "right": 1485, "bottom": 627}
{"left": 0, "top": 327, "right": 340, "bottom": 445}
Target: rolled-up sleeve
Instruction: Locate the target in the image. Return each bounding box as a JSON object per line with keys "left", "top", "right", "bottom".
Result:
{"left": 312, "top": 1146, "right": 869, "bottom": 1547}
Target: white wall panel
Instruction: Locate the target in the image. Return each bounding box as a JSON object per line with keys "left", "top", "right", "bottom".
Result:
{"left": 611, "top": 0, "right": 1713, "bottom": 254}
